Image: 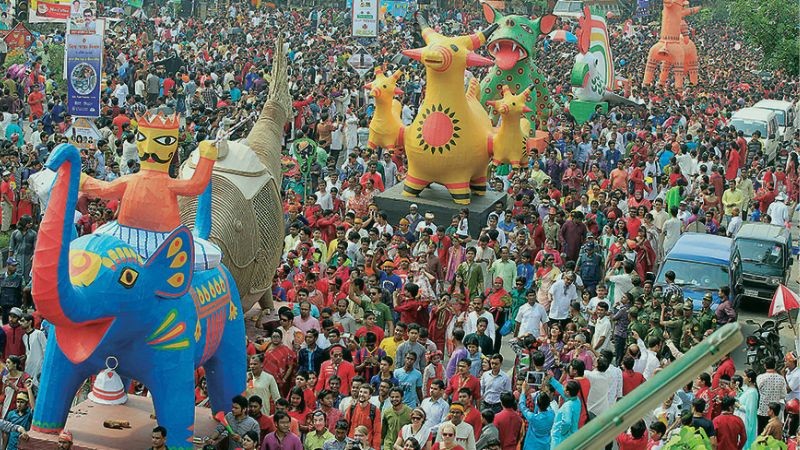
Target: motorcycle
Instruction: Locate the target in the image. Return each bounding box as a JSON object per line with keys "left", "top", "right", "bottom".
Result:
{"left": 745, "top": 317, "right": 786, "bottom": 373}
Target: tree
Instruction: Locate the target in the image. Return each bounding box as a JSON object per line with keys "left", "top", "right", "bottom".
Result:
{"left": 728, "top": 0, "right": 799, "bottom": 76}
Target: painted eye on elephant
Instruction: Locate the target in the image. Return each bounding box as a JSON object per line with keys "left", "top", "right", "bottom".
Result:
{"left": 118, "top": 268, "right": 139, "bottom": 288}
{"left": 520, "top": 24, "right": 532, "bottom": 34}
{"left": 154, "top": 136, "right": 177, "bottom": 146}
{"left": 136, "top": 132, "right": 146, "bottom": 142}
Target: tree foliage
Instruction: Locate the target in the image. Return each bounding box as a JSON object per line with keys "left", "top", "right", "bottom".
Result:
{"left": 728, "top": 0, "right": 799, "bottom": 76}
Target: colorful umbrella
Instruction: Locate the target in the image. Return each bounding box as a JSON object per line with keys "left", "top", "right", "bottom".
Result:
{"left": 769, "top": 284, "right": 800, "bottom": 317}
{"left": 547, "top": 30, "right": 577, "bottom": 43}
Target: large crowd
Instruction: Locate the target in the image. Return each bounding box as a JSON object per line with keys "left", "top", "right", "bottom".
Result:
{"left": 0, "top": 0, "right": 795, "bottom": 449}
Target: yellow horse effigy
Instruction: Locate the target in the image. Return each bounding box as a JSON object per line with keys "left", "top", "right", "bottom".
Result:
{"left": 399, "top": 15, "right": 498, "bottom": 204}
{"left": 487, "top": 85, "right": 532, "bottom": 169}
{"left": 364, "top": 67, "right": 404, "bottom": 151}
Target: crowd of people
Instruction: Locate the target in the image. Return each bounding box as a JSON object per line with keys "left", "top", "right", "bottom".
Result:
{"left": 0, "top": 0, "right": 794, "bottom": 449}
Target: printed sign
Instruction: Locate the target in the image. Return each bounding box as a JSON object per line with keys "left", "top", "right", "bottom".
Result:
{"left": 3, "top": 23, "right": 33, "bottom": 50}
{"left": 29, "top": 0, "right": 71, "bottom": 23}
{"left": 347, "top": 47, "right": 375, "bottom": 77}
{"left": 66, "top": 32, "right": 102, "bottom": 118}
{"left": 65, "top": 117, "right": 102, "bottom": 150}
{"left": 352, "top": 0, "right": 379, "bottom": 37}
{"left": 68, "top": 0, "right": 97, "bottom": 34}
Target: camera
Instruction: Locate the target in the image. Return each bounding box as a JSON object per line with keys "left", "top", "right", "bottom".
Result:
{"left": 526, "top": 371, "right": 544, "bottom": 388}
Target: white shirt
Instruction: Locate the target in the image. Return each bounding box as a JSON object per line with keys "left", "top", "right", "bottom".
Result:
{"left": 767, "top": 200, "right": 789, "bottom": 226}
{"left": 515, "top": 302, "right": 548, "bottom": 338}
{"left": 727, "top": 215, "right": 743, "bottom": 237}
{"left": 608, "top": 274, "right": 633, "bottom": 306}
{"left": 548, "top": 279, "right": 578, "bottom": 320}
{"left": 636, "top": 338, "right": 660, "bottom": 380}
{"left": 592, "top": 316, "right": 613, "bottom": 352}
{"left": 606, "top": 364, "right": 623, "bottom": 405}
{"left": 584, "top": 370, "right": 611, "bottom": 416}
{"left": 787, "top": 366, "right": 800, "bottom": 402}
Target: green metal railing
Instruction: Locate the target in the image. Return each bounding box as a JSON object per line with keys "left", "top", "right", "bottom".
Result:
{"left": 557, "top": 322, "right": 744, "bottom": 449}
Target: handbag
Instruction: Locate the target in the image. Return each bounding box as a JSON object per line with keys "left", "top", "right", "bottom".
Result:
{"left": 499, "top": 319, "right": 514, "bottom": 337}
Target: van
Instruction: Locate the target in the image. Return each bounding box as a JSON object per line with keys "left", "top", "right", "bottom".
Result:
{"left": 753, "top": 99, "right": 797, "bottom": 143}
{"left": 730, "top": 107, "right": 780, "bottom": 164}
{"left": 655, "top": 233, "right": 741, "bottom": 310}
{"left": 733, "top": 223, "right": 791, "bottom": 302}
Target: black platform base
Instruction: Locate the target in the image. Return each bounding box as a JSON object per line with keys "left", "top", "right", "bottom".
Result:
{"left": 374, "top": 182, "right": 508, "bottom": 237}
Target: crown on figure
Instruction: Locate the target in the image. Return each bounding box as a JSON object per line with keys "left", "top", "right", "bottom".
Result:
{"left": 135, "top": 111, "right": 180, "bottom": 130}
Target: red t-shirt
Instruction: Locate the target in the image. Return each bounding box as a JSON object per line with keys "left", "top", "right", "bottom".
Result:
{"left": 712, "top": 413, "right": 746, "bottom": 450}
{"left": 622, "top": 370, "right": 645, "bottom": 395}
{"left": 616, "top": 430, "right": 649, "bottom": 450}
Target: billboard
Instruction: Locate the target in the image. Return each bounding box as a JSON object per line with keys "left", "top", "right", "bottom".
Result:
{"left": 29, "top": 0, "right": 71, "bottom": 23}
{"left": 352, "top": 0, "right": 379, "bottom": 37}
{"left": 66, "top": 32, "right": 102, "bottom": 118}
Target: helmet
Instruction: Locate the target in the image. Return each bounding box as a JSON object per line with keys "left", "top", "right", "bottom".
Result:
{"left": 787, "top": 398, "right": 800, "bottom": 415}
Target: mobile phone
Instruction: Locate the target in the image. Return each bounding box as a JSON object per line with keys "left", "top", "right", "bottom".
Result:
{"left": 526, "top": 371, "right": 544, "bottom": 388}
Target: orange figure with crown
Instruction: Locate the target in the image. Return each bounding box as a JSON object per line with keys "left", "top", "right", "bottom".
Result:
{"left": 80, "top": 111, "right": 222, "bottom": 270}
{"left": 364, "top": 67, "right": 404, "bottom": 151}
{"left": 400, "top": 15, "right": 498, "bottom": 204}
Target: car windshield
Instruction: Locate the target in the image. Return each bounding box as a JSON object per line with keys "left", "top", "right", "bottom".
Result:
{"left": 738, "top": 238, "right": 784, "bottom": 275}
{"left": 657, "top": 259, "right": 729, "bottom": 289}
{"left": 730, "top": 118, "right": 767, "bottom": 137}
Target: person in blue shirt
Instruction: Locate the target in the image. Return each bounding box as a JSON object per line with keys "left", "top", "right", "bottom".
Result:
{"left": 229, "top": 81, "right": 242, "bottom": 102}
{"left": 4, "top": 387, "right": 33, "bottom": 450}
{"left": 548, "top": 378, "right": 581, "bottom": 447}
{"left": 378, "top": 262, "right": 403, "bottom": 294}
{"left": 658, "top": 144, "right": 675, "bottom": 173}
{"left": 519, "top": 385, "right": 555, "bottom": 450}
{"left": 393, "top": 352, "right": 423, "bottom": 407}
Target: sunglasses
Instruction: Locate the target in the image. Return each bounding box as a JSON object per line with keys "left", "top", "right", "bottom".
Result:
{"left": 412, "top": 416, "right": 422, "bottom": 420}
{"left": 442, "top": 433, "right": 454, "bottom": 437}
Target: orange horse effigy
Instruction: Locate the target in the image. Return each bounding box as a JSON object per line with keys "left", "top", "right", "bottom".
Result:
{"left": 643, "top": 0, "right": 700, "bottom": 89}
{"left": 681, "top": 18, "right": 699, "bottom": 86}
{"left": 364, "top": 67, "right": 404, "bottom": 151}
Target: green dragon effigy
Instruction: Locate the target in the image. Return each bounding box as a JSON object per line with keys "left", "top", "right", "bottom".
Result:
{"left": 479, "top": 3, "right": 557, "bottom": 129}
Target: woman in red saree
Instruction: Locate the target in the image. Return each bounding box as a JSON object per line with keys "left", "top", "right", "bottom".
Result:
{"left": 428, "top": 294, "right": 455, "bottom": 352}
{"left": 262, "top": 329, "right": 297, "bottom": 397}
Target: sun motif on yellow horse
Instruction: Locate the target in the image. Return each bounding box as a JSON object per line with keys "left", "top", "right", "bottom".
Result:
{"left": 416, "top": 104, "right": 461, "bottom": 154}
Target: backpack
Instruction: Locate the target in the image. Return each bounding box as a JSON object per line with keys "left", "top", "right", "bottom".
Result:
{"left": 348, "top": 402, "right": 377, "bottom": 433}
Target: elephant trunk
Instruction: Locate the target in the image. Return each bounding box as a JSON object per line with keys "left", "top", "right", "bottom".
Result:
{"left": 32, "top": 144, "right": 80, "bottom": 326}
{"left": 247, "top": 35, "right": 289, "bottom": 181}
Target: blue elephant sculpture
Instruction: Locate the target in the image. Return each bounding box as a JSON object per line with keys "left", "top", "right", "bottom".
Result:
{"left": 30, "top": 144, "right": 246, "bottom": 450}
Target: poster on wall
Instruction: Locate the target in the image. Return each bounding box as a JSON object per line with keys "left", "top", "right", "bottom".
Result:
{"left": 66, "top": 32, "right": 102, "bottom": 118}
{"left": 28, "top": 0, "right": 71, "bottom": 23}
{"left": 352, "top": 0, "right": 379, "bottom": 37}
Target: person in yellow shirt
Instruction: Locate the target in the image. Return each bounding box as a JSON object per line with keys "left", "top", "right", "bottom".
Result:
{"left": 722, "top": 179, "right": 744, "bottom": 223}
{"left": 380, "top": 322, "right": 406, "bottom": 361}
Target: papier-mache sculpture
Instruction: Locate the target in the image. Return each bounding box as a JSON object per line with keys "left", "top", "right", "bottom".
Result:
{"left": 179, "top": 36, "right": 290, "bottom": 320}
{"left": 569, "top": 6, "right": 642, "bottom": 123}
{"left": 642, "top": 0, "right": 700, "bottom": 89}
{"left": 487, "top": 85, "right": 533, "bottom": 168}
{"left": 364, "top": 67, "right": 405, "bottom": 151}
{"left": 478, "top": 3, "right": 556, "bottom": 129}
{"left": 31, "top": 140, "right": 246, "bottom": 448}
{"left": 400, "top": 14, "right": 498, "bottom": 204}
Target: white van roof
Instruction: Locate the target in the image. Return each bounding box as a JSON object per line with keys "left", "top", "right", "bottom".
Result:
{"left": 754, "top": 99, "right": 794, "bottom": 110}
{"left": 731, "top": 107, "right": 776, "bottom": 122}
